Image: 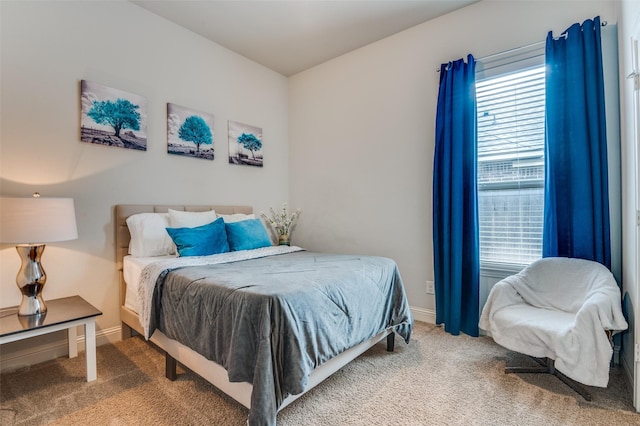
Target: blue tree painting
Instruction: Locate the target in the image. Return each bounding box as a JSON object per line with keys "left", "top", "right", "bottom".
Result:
{"left": 80, "top": 80, "right": 147, "bottom": 151}
{"left": 228, "top": 120, "right": 263, "bottom": 167}
{"left": 87, "top": 99, "right": 141, "bottom": 138}
{"left": 237, "top": 133, "right": 262, "bottom": 160}
{"left": 167, "top": 103, "right": 215, "bottom": 160}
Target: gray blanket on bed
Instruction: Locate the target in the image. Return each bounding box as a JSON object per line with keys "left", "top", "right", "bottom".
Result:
{"left": 149, "top": 251, "right": 413, "bottom": 426}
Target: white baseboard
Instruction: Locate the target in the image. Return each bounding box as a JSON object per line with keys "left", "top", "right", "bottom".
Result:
{"left": 411, "top": 306, "right": 436, "bottom": 324}
{"left": 0, "top": 326, "right": 121, "bottom": 374}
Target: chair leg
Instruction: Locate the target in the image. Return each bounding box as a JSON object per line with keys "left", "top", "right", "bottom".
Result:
{"left": 505, "top": 357, "right": 592, "bottom": 401}
{"left": 555, "top": 369, "right": 592, "bottom": 401}
{"left": 506, "top": 365, "right": 549, "bottom": 374}
{"left": 505, "top": 355, "right": 549, "bottom": 374}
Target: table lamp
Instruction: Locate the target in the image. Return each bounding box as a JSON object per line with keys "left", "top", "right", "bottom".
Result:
{"left": 0, "top": 194, "right": 78, "bottom": 316}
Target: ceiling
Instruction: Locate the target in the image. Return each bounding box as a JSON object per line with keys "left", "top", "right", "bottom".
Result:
{"left": 132, "top": 0, "right": 478, "bottom": 76}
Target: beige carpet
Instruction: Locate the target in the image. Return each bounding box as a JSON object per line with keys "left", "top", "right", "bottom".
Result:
{"left": 1, "top": 321, "right": 638, "bottom": 425}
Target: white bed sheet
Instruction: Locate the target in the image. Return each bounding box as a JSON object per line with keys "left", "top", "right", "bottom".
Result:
{"left": 123, "top": 255, "right": 175, "bottom": 313}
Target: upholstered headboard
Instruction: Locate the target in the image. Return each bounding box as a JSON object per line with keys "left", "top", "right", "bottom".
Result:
{"left": 114, "top": 204, "right": 252, "bottom": 305}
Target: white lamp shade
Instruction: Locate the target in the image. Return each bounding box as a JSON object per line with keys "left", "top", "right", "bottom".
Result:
{"left": 1, "top": 197, "right": 78, "bottom": 244}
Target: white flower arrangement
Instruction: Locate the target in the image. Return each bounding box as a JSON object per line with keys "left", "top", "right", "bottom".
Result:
{"left": 261, "top": 203, "right": 301, "bottom": 238}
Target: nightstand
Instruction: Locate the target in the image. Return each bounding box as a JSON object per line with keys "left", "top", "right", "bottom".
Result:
{"left": 0, "top": 295, "right": 102, "bottom": 381}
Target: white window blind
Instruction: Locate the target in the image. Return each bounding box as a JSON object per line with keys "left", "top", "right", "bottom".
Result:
{"left": 476, "top": 61, "right": 546, "bottom": 268}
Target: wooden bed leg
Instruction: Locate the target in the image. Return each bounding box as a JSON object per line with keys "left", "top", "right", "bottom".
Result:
{"left": 121, "top": 322, "right": 134, "bottom": 340}
{"left": 165, "top": 352, "right": 177, "bottom": 381}
{"left": 386, "top": 332, "right": 395, "bottom": 352}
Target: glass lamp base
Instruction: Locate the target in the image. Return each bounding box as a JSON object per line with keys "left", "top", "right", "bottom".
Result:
{"left": 15, "top": 244, "right": 48, "bottom": 316}
{"left": 18, "top": 293, "right": 47, "bottom": 316}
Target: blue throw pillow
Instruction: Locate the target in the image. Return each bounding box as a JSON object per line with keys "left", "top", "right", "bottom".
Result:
{"left": 166, "top": 217, "right": 229, "bottom": 257}
{"left": 225, "top": 218, "right": 272, "bottom": 251}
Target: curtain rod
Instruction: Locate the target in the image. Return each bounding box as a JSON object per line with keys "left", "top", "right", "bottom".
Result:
{"left": 436, "top": 20, "right": 607, "bottom": 72}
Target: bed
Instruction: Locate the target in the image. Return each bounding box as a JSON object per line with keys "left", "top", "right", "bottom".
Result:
{"left": 115, "top": 204, "right": 413, "bottom": 425}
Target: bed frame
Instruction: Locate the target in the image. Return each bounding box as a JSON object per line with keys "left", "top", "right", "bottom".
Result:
{"left": 115, "top": 204, "right": 394, "bottom": 412}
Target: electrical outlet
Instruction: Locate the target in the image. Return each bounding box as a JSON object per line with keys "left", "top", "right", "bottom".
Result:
{"left": 426, "top": 280, "right": 435, "bottom": 294}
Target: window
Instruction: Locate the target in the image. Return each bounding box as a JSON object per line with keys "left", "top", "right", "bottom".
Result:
{"left": 476, "top": 51, "right": 546, "bottom": 268}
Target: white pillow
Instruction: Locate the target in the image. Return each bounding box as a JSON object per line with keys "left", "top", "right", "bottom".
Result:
{"left": 218, "top": 213, "right": 255, "bottom": 223}
{"left": 168, "top": 209, "right": 217, "bottom": 228}
{"left": 126, "top": 213, "right": 175, "bottom": 257}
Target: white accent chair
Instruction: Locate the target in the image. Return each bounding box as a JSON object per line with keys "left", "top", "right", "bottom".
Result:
{"left": 479, "top": 257, "right": 628, "bottom": 400}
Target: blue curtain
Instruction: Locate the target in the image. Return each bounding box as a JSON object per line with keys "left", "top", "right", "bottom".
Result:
{"left": 433, "top": 54, "right": 479, "bottom": 337}
{"left": 543, "top": 16, "right": 611, "bottom": 269}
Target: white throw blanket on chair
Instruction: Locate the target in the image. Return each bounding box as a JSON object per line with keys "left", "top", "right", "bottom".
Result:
{"left": 479, "top": 257, "right": 628, "bottom": 387}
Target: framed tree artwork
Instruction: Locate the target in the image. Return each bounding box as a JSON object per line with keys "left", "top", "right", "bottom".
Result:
{"left": 228, "top": 120, "right": 263, "bottom": 167}
{"left": 167, "top": 103, "right": 215, "bottom": 160}
{"left": 80, "top": 80, "right": 147, "bottom": 151}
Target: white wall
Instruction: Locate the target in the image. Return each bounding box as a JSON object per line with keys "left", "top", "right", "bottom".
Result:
{"left": 289, "top": 0, "right": 617, "bottom": 322}
{"left": 0, "top": 1, "right": 289, "bottom": 366}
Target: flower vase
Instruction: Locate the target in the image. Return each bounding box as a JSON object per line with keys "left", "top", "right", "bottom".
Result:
{"left": 279, "top": 234, "right": 290, "bottom": 246}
